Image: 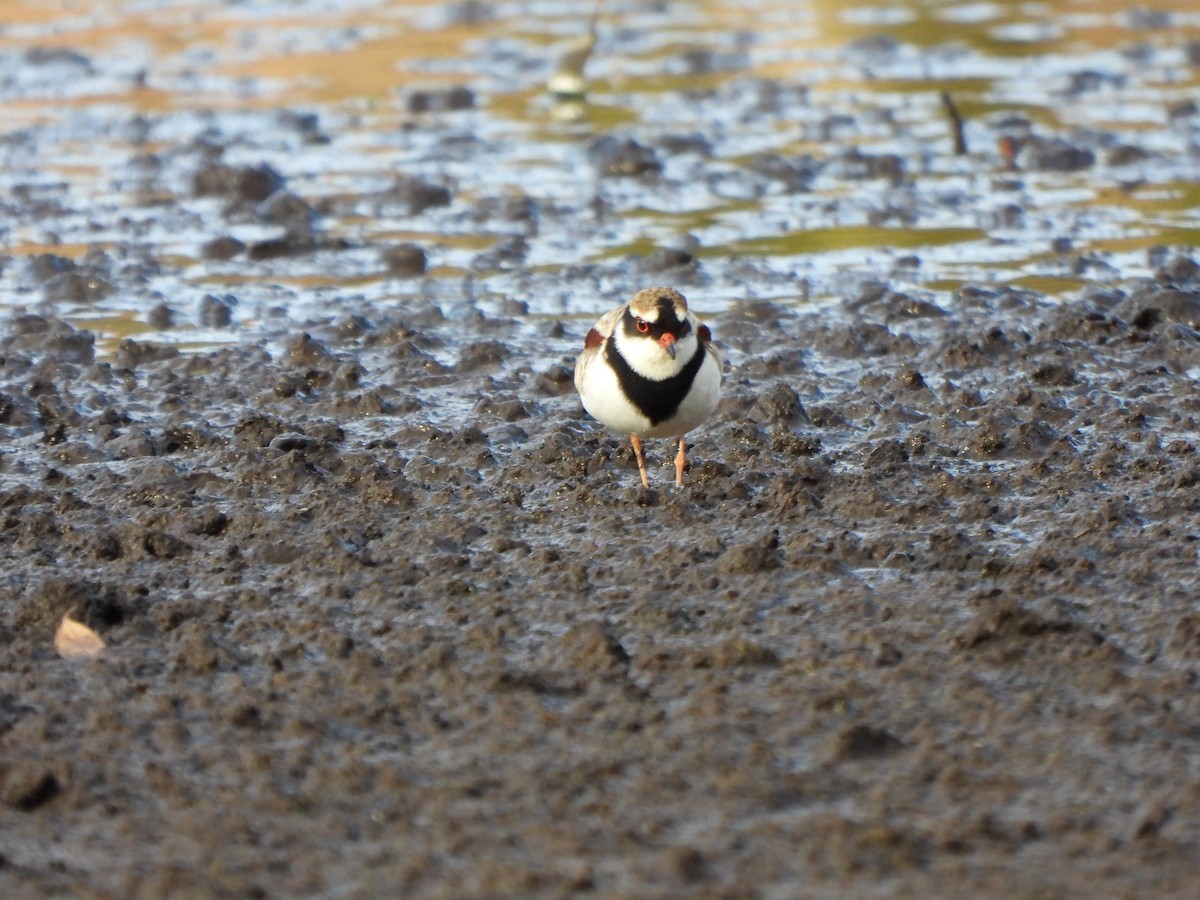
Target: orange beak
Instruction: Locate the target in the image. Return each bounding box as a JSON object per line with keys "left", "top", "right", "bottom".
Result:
{"left": 659, "top": 332, "right": 677, "bottom": 359}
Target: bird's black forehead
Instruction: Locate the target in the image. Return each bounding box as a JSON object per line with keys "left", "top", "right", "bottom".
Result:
{"left": 654, "top": 296, "right": 684, "bottom": 327}
{"left": 625, "top": 297, "right": 685, "bottom": 331}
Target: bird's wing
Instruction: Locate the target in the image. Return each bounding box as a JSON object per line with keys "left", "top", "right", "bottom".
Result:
{"left": 574, "top": 304, "right": 627, "bottom": 392}
{"left": 693, "top": 314, "right": 723, "bottom": 369}
{"left": 587, "top": 304, "right": 627, "bottom": 343}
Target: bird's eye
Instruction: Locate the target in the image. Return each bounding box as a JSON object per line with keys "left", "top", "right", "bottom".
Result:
{"left": 636, "top": 318, "right": 650, "bottom": 333}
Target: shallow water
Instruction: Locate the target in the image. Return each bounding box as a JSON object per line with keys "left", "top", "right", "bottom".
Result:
{"left": 2, "top": 0, "right": 1198, "bottom": 355}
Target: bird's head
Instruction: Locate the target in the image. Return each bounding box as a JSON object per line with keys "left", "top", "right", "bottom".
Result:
{"left": 617, "top": 286, "right": 697, "bottom": 374}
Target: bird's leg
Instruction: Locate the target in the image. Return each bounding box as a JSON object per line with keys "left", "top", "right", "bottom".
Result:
{"left": 631, "top": 435, "right": 650, "bottom": 488}
{"left": 675, "top": 437, "right": 686, "bottom": 488}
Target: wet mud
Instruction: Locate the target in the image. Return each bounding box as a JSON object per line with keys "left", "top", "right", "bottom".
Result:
{"left": 4, "top": 1, "right": 1200, "bottom": 897}
{"left": 7, "top": 266, "right": 1200, "bottom": 896}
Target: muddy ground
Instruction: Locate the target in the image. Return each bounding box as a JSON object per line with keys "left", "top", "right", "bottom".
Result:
{"left": 4, "top": 1, "right": 1200, "bottom": 897}
{"left": 6, "top": 263, "right": 1200, "bottom": 898}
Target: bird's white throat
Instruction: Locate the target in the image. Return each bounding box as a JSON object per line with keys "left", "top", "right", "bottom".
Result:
{"left": 613, "top": 329, "right": 699, "bottom": 380}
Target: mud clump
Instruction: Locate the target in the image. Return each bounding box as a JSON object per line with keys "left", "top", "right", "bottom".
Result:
{"left": 587, "top": 135, "right": 663, "bottom": 178}
{"left": 405, "top": 84, "right": 475, "bottom": 113}
{"left": 191, "top": 161, "right": 285, "bottom": 205}
{"left": 381, "top": 243, "right": 428, "bottom": 277}
{"left": 373, "top": 174, "right": 452, "bottom": 215}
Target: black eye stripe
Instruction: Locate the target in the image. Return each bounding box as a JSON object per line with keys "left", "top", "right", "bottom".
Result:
{"left": 626, "top": 309, "right": 691, "bottom": 338}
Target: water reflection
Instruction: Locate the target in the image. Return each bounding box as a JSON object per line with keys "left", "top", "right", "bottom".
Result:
{"left": 0, "top": 0, "right": 1197, "bottom": 348}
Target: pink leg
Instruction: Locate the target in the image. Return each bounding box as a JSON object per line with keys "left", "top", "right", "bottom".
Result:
{"left": 675, "top": 437, "right": 686, "bottom": 488}
{"left": 631, "top": 435, "right": 650, "bottom": 488}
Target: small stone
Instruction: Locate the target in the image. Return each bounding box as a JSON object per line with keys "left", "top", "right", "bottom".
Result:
{"left": 381, "top": 243, "right": 427, "bottom": 277}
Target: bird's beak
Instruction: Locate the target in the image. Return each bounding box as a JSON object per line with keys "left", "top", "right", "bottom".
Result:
{"left": 659, "top": 333, "right": 677, "bottom": 359}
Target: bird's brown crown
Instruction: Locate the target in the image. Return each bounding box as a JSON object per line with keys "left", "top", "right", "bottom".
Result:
{"left": 628, "top": 286, "right": 688, "bottom": 324}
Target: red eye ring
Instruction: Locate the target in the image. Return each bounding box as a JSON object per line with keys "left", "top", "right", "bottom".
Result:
{"left": 636, "top": 318, "right": 650, "bottom": 333}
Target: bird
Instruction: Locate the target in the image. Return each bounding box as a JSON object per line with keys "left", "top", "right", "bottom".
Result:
{"left": 574, "top": 286, "right": 722, "bottom": 489}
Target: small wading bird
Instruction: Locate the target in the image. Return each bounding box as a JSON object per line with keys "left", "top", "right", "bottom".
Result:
{"left": 574, "top": 286, "right": 722, "bottom": 488}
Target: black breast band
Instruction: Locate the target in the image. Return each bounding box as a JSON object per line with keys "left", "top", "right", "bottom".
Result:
{"left": 605, "top": 340, "right": 706, "bottom": 426}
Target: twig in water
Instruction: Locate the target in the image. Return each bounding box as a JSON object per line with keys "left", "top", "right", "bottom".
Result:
{"left": 940, "top": 91, "right": 968, "bottom": 156}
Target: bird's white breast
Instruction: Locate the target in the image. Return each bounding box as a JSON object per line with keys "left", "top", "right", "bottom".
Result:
{"left": 576, "top": 346, "right": 654, "bottom": 435}
{"left": 657, "top": 347, "right": 721, "bottom": 437}
{"left": 575, "top": 339, "right": 722, "bottom": 439}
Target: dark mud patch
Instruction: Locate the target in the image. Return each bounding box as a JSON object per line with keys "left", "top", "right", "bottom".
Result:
{"left": 4, "top": 256, "right": 1200, "bottom": 895}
